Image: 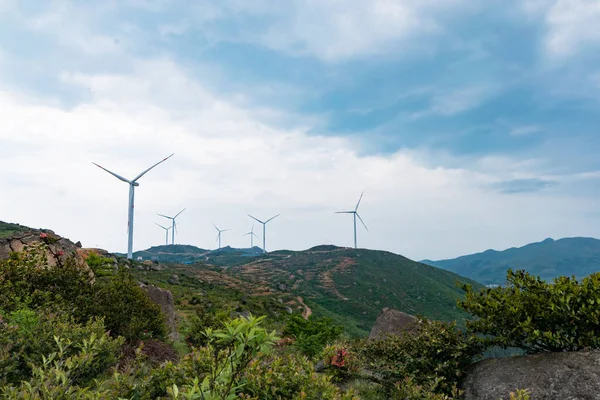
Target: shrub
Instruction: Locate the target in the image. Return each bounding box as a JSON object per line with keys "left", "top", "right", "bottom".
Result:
{"left": 185, "top": 306, "right": 228, "bottom": 348}
{"left": 0, "top": 309, "right": 123, "bottom": 386}
{"left": 460, "top": 269, "right": 600, "bottom": 353}
{"left": 283, "top": 315, "right": 344, "bottom": 358}
{"left": 82, "top": 267, "right": 168, "bottom": 341}
{"left": 358, "top": 318, "right": 483, "bottom": 396}
{"left": 391, "top": 377, "right": 463, "bottom": 400}
{"left": 240, "top": 353, "right": 359, "bottom": 400}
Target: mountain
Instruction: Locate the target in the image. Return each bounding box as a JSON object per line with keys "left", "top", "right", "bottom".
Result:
{"left": 126, "top": 244, "right": 264, "bottom": 264}
{"left": 134, "top": 245, "right": 483, "bottom": 337}
{"left": 422, "top": 237, "right": 600, "bottom": 285}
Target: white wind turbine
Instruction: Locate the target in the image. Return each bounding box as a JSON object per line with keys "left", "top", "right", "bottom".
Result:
{"left": 213, "top": 223, "right": 230, "bottom": 249}
{"left": 336, "top": 191, "right": 368, "bottom": 249}
{"left": 155, "top": 223, "right": 171, "bottom": 246}
{"left": 243, "top": 224, "right": 259, "bottom": 248}
{"left": 92, "top": 153, "right": 174, "bottom": 259}
{"left": 248, "top": 214, "right": 280, "bottom": 253}
{"left": 157, "top": 208, "right": 186, "bottom": 245}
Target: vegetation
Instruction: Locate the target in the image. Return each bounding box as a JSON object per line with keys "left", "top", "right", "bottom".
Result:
{"left": 461, "top": 269, "right": 600, "bottom": 353}
{"left": 2, "top": 232, "right": 600, "bottom": 399}
{"left": 0, "top": 221, "right": 34, "bottom": 239}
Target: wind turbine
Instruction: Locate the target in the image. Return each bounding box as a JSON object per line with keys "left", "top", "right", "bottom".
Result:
{"left": 155, "top": 223, "right": 171, "bottom": 246}
{"left": 213, "top": 223, "right": 230, "bottom": 249}
{"left": 243, "top": 224, "right": 259, "bottom": 248}
{"left": 247, "top": 214, "right": 280, "bottom": 253}
{"left": 157, "top": 208, "right": 186, "bottom": 245}
{"left": 92, "top": 153, "right": 174, "bottom": 259}
{"left": 336, "top": 191, "right": 368, "bottom": 249}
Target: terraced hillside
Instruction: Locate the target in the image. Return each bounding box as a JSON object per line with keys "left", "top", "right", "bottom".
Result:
{"left": 134, "top": 245, "right": 482, "bottom": 337}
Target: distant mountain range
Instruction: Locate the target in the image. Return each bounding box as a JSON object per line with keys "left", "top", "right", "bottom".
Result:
{"left": 121, "top": 245, "right": 264, "bottom": 264}
{"left": 422, "top": 237, "right": 600, "bottom": 285}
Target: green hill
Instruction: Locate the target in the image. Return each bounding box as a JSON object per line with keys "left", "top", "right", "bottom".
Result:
{"left": 0, "top": 221, "right": 37, "bottom": 238}
{"left": 134, "top": 245, "right": 482, "bottom": 337}
{"left": 422, "top": 237, "right": 600, "bottom": 285}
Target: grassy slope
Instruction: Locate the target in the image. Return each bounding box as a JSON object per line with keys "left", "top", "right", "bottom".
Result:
{"left": 423, "top": 237, "right": 600, "bottom": 285}
{"left": 0, "top": 221, "right": 34, "bottom": 238}
{"left": 133, "top": 246, "right": 483, "bottom": 337}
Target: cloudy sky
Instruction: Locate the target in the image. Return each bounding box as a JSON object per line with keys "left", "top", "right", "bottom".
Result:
{"left": 1, "top": 0, "right": 600, "bottom": 260}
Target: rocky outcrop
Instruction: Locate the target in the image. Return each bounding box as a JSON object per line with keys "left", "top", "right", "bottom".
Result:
{"left": 462, "top": 350, "right": 600, "bottom": 400}
{"left": 369, "top": 308, "right": 418, "bottom": 340}
{"left": 140, "top": 283, "right": 177, "bottom": 340}
{"left": 0, "top": 230, "right": 94, "bottom": 280}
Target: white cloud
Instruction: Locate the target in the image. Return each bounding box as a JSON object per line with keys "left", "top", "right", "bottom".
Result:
{"left": 543, "top": 0, "right": 600, "bottom": 58}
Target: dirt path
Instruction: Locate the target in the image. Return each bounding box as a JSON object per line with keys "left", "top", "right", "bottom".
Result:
{"left": 296, "top": 296, "right": 312, "bottom": 319}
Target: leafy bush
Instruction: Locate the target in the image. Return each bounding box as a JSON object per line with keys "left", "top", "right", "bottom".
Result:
{"left": 240, "top": 353, "right": 359, "bottom": 400}
{"left": 460, "top": 269, "right": 600, "bottom": 353}
{"left": 283, "top": 315, "right": 344, "bottom": 358}
{"left": 358, "top": 318, "right": 483, "bottom": 396}
{"left": 0, "top": 309, "right": 123, "bottom": 386}
{"left": 0, "top": 242, "right": 167, "bottom": 342}
{"left": 391, "top": 377, "right": 462, "bottom": 400}
{"left": 82, "top": 267, "right": 168, "bottom": 341}
{"left": 185, "top": 306, "right": 228, "bottom": 348}
{"left": 84, "top": 252, "right": 115, "bottom": 277}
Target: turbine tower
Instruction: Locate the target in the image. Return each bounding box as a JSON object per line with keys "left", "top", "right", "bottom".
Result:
{"left": 248, "top": 214, "right": 280, "bottom": 253}
{"left": 243, "top": 224, "right": 259, "bottom": 248}
{"left": 336, "top": 191, "right": 368, "bottom": 249}
{"left": 155, "top": 223, "right": 171, "bottom": 246}
{"left": 92, "top": 153, "right": 174, "bottom": 259}
{"left": 157, "top": 208, "right": 186, "bottom": 245}
{"left": 213, "top": 223, "right": 230, "bottom": 249}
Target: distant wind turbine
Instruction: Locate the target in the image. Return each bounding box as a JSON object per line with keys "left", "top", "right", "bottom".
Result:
{"left": 155, "top": 223, "right": 171, "bottom": 246}
{"left": 92, "top": 153, "right": 174, "bottom": 259}
{"left": 213, "top": 223, "right": 230, "bottom": 249}
{"left": 243, "top": 224, "right": 259, "bottom": 248}
{"left": 248, "top": 214, "right": 280, "bottom": 253}
{"left": 158, "top": 208, "right": 186, "bottom": 245}
{"left": 336, "top": 191, "right": 368, "bottom": 249}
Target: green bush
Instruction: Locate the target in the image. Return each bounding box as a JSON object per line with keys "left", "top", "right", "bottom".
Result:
{"left": 358, "top": 318, "right": 483, "bottom": 396}
{"left": 240, "top": 353, "right": 359, "bottom": 400}
{"left": 185, "top": 306, "right": 228, "bottom": 348}
{"left": 0, "top": 242, "right": 167, "bottom": 342}
{"left": 82, "top": 267, "right": 168, "bottom": 341}
{"left": 0, "top": 309, "right": 123, "bottom": 386}
{"left": 460, "top": 269, "right": 600, "bottom": 353}
{"left": 283, "top": 315, "right": 344, "bottom": 358}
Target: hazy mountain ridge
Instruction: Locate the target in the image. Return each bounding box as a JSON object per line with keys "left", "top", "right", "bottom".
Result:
{"left": 422, "top": 237, "right": 600, "bottom": 285}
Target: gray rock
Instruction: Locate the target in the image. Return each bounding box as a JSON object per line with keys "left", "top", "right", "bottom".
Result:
{"left": 369, "top": 308, "right": 418, "bottom": 340}
{"left": 168, "top": 274, "right": 180, "bottom": 285}
{"left": 285, "top": 306, "right": 293, "bottom": 314}
{"left": 462, "top": 350, "right": 600, "bottom": 400}
{"left": 139, "top": 283, "right": 177, "bottom": 340}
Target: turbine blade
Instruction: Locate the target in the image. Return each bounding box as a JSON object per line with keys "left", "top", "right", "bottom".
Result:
{"left": 212, "top": 223, "right": 219, "bottom": 231}
{"left": 223, "top": 229, "right": 231, "bottom": 232}
{"left": 248, "top": 214, "right": 264, "bottom": 224}
{"left": 157, "top": 213, "right": 173, "bottom": 219}
{"left": 132, "top": 153, "right": 174, "bottom": 182}
{"left": 355, "top": 191, "right": 364, "bottom": 211}
{"left": 335, "top": 211, "right": 354, "bottom": 214}
{"left": 92, "top": 162, "right": 130, "bottom": 183}
{"left": 174, "top": 207, "right": 186, "bottom": 218}
{"left": 265, "top": 214, "right": 281, "bottom": 224}
{"left": 155, "top": 223, "right": 168, "bottom": 230}
{"left": 356, "top": 213, "right": 369, "bottom": 231}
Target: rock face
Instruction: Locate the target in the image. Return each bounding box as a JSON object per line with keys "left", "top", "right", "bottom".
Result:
{"left": 462, "top": 350, "right": 600, "bottom": 400}
{"left": 0, "top": 230, "right": 94, "bottom": 279}
{"left": 369, "top": 308, "right": 418, "bottom": 340}
{"left": 140, "top": 283, "right": 177, "bottom": 340}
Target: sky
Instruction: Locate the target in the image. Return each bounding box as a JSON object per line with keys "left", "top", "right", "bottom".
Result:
{"left": 1, "top": 0, "right": 600, "bottom": 261}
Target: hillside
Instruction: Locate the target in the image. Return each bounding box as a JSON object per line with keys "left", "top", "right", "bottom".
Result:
{"left": 134, "top": 245, "right": 482, "bottom": 337}
{"left": 128, "top": 244, "right": 264, "bottom": 265}
{"left": 422, "top": 237, "right": 600, "bottom": 285}
{"left": 0, "top": 220, "right": 34, "bottom": 238}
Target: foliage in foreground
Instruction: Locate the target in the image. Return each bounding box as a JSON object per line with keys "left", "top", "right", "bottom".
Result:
{"left": 283, "top": 314, "right": 344, "bottom": 358}
{"left": 460, "top": 269, "right": 600, "bottom": 353}
{"left": 0, "top": 240, "right": 167, "bottom": 341}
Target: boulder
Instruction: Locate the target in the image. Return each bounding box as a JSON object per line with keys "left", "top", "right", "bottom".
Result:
{"left": 168, "top": 274, "right": 180, "bottom": 285}
{"left": 368, "top": 308, "right": 418, "bottom": 340}
{"left": 0, "top": 230, "right": 94, "bottom": 280}
{"left": 462, "top": 350, "right": 600, "bottom": 400}
{"left": 140, "top": 283, "right": 177, "bottom": 340}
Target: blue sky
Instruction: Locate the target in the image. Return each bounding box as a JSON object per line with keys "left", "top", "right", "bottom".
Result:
{"left": 1, "top": 0, "right": 600, "bottom": 260}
